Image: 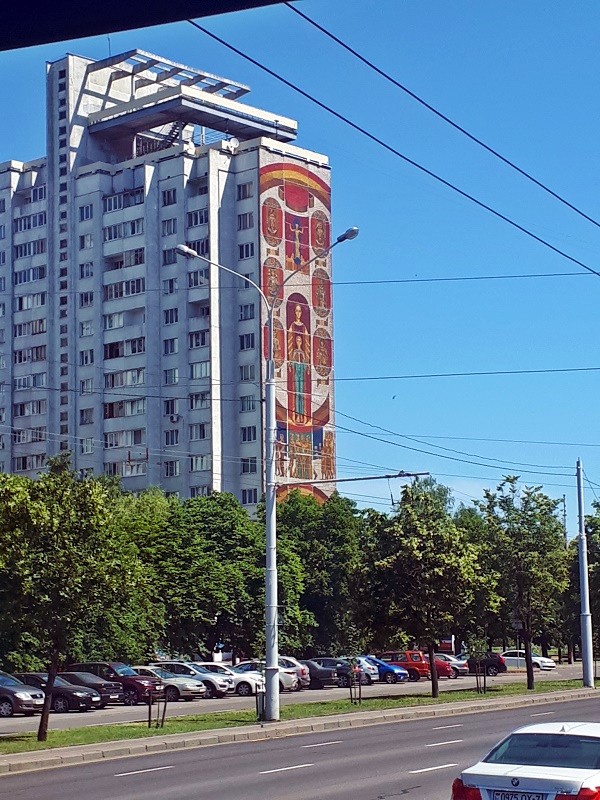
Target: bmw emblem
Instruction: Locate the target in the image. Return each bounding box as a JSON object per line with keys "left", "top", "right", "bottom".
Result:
{"left": 511, "top": 779, "right": 520, "bottom": 787}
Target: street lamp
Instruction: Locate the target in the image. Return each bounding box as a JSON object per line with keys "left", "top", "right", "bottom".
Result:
{"left": 176, "top": 225, "right": 358, "bottom": 721}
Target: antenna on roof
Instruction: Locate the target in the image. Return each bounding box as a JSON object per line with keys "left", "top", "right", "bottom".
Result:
{"left": 107, "top": 35, "right": 112, "bottom": 57}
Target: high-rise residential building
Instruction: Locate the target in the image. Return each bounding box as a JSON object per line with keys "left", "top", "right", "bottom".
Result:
{"left": 0, "top": 50, "right": 336, "bottom": 506}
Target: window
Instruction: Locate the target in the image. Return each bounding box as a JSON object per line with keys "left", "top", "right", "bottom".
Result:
{"left": 241, "top": 457, "right": 257, "bottom": 474}
{"left": 189, "top": 423, "right": 208, "bottom": 441}
{"left": 0, "top": 252, "right": 5, "bottom": 266}
{"left": 242, "top": 488, "right": 258, "bottom": 505}
{"left": 79, "top": 291, "right": 93, "bottom": 308}
{"left": 79, "top": 348, "right": 94, "bottom": 366}
{"left": 163, "top": 278, "right": 178, "bottom": 294}
{"left": 241, "top": 425, "right": 257, "bottom": 442}
{"left": 162, "top": 217, "right": 177, "bottom": 236}
{"left": 237, "top": 212, "right": 254, "bottom": 231}
{"left": 13, "top": 292, "right": 46, "bottom": 311}
{"left": 162, "top": 188, "right": 177, "bottom": 206}
{"left": 238, "top": 242, "right": 254, "bottom": 260}
{"left": 104, "top": 368, "right": 144, "bottom": 388}
{"left": 164, "top": 367, "right": 179, "bottom": 385}
{"left": 31, "top": 185, "right": 46, "bottom": 202}
{"left": 13, "top": 318, "right": 46, "bottom": 337}
{"left": 14, "top": 239, "right": 46, "bottom": 258}
{"left": 80, "top": 408, "right": 93, "bottom": 425}
{"left": 239, "top": 303, "right": 255, "bottom": 321}
{"left": 79, "top": 262, "right": 93, "bottom": 279}
{"left": 80, "top": 378, "right": 93, "bottom": 395}
{"left": 103, "top": 312, "right": 124, "bottom": 330}
{"left": 79, "top": 233, "right": 93, "bottom": 250}
{"left": 80, "top": 438, "right": 94, "bottom": 455}
{"left": 237, "top": 181, "right": 253, "bottom": 201}
{"left": 240, "top": 394, "right": 256, "bottom": 412}
{"left": 164, "top": 399, "right": 178, "bottom": 416}
{"left": 79, "top": 204, "right": 93, "bottom": 221}
{"left": 164, "top": 308, "right": 178, "bottom": 325}
{"left": 165, "top": 429, "right": 179, "bottom": 447}
{"left": 162, "top": 248, "right": 177, "bottom": 266}
{"left": 188, "top": 268, "right": 208, "bottom": 288}
{"left": 103, "top": 398, "right": 145, "bottom": 418}
{"left": 103, "top": 277, "right": 145, "bottom": 301}
{"left": 239, "top": 333, "right": 255, "bottom": 350}
{"left": 190, "top": 361, "right": 210, "bottom": 380}
{"left": 190, "top": 454, "right": 210, "bottom": 472}
{"left": 13, "top": 399, "right": 46, "bottom": 417}
{"left": 189, "top": 330, "right": 208, "bottom": 349}
{"left": 0, "top": 199, "right": 5, "bottom": 213}
{"left": 79, "top": 320, "right": 94, "bottom": 337}
{"left": 163, "top": 337, "right": 178, "bottom": 355}
{"left": 13, "top": 265, "right": 47, "bottom": 285}
{"left": 189, "top": 392, "right": 209, "bottom": 410}
{"left": 164, "top": 460, "right": 180, "bottom": 477}
{"left": 185, "top": 237, "right": 209, "bottom": 256}
{"left": 13, "top": 212, "right": 46, "bottom": 233}
{"left": 240, "top": 364, "right": 256, "bottom": 382}
{"left": 103, "top": 188, "right": 144, "bottom": 213}
{"left": 187, "top": 208, "right": 209, "bottom": 227}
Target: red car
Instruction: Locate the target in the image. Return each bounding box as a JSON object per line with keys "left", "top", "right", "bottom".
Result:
{"left": 378, "top": 650, "right": 431, "bottom": 682}
{"left": 423, "top": 654, "right": 454, "bottom": 679}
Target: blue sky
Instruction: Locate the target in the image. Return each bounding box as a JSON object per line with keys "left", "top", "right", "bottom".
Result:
{"left": 2, "top": 1, "right": 600, "bottom": 528}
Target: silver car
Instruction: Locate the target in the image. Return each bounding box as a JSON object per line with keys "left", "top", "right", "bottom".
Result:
{"left": 148, "top": 661, "right": 233, "bottom": 698}
{"left": 133, "top": 666, "right": 206, "bottom": 702}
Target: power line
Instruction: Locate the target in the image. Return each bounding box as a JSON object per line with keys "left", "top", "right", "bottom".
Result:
{"left": 335, "top": 365, "right": 600, "bottom": 382}
{"left": 189, "top": 19, "right": 600, "bottom": 280}
{"left": 285, "top": 2, "right": 600, "bottom": 233}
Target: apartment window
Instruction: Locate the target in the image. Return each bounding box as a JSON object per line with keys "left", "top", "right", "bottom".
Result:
{"left": 239, "top": 364, "right": 256, "bottom": 382}
{"left": 162, "top": 188, "right": 177, "bottom": 206}
{"left": 190, "top": 454, "right": 210, "bottom": 472}
{"left": 103, "top": 188, "right": 144, "bottom": 214}
{"left": 240, "top": 394, "right": 256, "bottom": 412}
{"left": 79, "top": 262, "right": 93, "bottom": 279}
{"left": 0, "top": 199, "right": 5, "bottom": 213}
{"left": 79, "top": 348, "right": 94, "bottom": 366}
{"left": 187, "top": 208, "right": 209, "bottom": 227}
{"left": 80, "top": 438, "right": 94, "bottom": 455}
{"left": 31, "top": 185, "right": 46, "bottom": 202}
{"left": 14, "top": 239, "right": 46, "bottom": 258}
{"left": 238, "top": 242, "right": 254, "bottom": 260}
{"left": 189, "top": 330, "right": 208, "bottom": 349}
{"left": 242, "top": 488, "right": 258, "bottom": 505}
{"left": 196, "top": 179, "right": 208, "bottom": 196}
{"left": 190, "top": 361, "right": 210, "bottom": 380}
{"left": 59, "top": 138, "right": 66, "bottom": 149}
{"left": 59, "top": 168, "right": 67, "bottom": 177}
{"left": 163, "top": 308, "right": 178, "bottom": 325}
{"left": 163, "top": 337, "right": 178, "bottom": 355}
{"left": 188, "top": 268, "right": 208, "bottom": 288}
{"left": 103, "top": 312, "right": 124, "bottom": 330}
{"left": 189, "top": 392, "right": 209, "bottom": 410}
{"left": 164, "top": 460, "right": 180, "bottom": 477}
{"left": 80, "top": 378, "right": 93, "bottom": 395}
{"left": 241, "top": 457, "right": 257, "bottom": 474}
{"left": 189, "top": 423, "right": 208, "bottom": 441}
{"left": 237, "top": 212, "right": 254, "bottom": 231}
{"left": 77, "top": 204, "right": 93, "bottom": 222}
{"left": 161, "top": 217, "right": 177, "bottom": 236}
{"left": 104, "top": 368, "right": 145, "bottom": 389}
{"left": 80, "top": 320, "right": 94, "bottom": 337}
{"left": 79, "top": 291, "right": 93, "bottom": 308}
{"left": 185, "top": 238, "right": 209, "bottom": 256}
{"left": 237, "top": 181, "right": 253, "bottom": 201}
{"left": 239, "top": 332, "right": 255, "bottom": 351}
{"left": 164, "top": 399, "right": 178, "bottom": 416}
{"left": 239, "top": 303, "right": 255, "bottom": 321}
{"left": 163, "top": 278, "right": 178, "bottom": 295}
{"left": 79, "top": 233, "right": 93, "bottom": 250}
{"left": 164, "top": 429, "right": 179, "bottom": 447}
{"left": 58, "top": 111, "right": 66, "bottom": 120}
{"left": 162, "top": 248, "right": 177, "bottom": 266}
{"left": 14, "top": 212, "right": 47, "bottom": 234}
{"left": 80, "top": 408, "right": 93, "bottom": 425}
{"left": 190, "top": 485, "right": 210, "bottom": 498}
{"left": 164, "top": 367, "right": 179, "bottom": 385}
{"left": 0, "top": 225, "right": 6, "bottom": 240}
{"left": 241, "top": 425, "right": 257, "bottom": 442}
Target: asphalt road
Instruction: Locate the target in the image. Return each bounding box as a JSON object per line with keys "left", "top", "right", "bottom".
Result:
{"left": 0, "top": 663, "right": 585, "bottom": 735}
{"left": 3, "top": 694, "right": 600, "bottom": 799}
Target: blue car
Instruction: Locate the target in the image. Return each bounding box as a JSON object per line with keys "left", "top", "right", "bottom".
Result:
{"left": 365, "top": 656, "right": 409, "bottom": 684}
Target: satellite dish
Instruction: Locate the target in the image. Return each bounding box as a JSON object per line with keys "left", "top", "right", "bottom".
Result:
{"left": 228, "top": 137, "right": 240, "bottom": 151}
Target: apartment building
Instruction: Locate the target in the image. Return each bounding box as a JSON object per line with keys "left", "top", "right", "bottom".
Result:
{"left": 0, "top": 50, "right": 336, "bottom": 505}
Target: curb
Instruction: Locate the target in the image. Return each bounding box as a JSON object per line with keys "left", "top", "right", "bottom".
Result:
{"left": 0, "top": 688, "right": 595, "bottom": 776}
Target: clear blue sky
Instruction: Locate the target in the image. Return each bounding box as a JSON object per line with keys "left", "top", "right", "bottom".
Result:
{"left": 2, "top": 1, "right": 600, "bottom": 528}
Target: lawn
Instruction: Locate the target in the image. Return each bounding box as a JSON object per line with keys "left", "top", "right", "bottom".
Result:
{"left": 0, "top": 679, "right": 585, "bottom": 755}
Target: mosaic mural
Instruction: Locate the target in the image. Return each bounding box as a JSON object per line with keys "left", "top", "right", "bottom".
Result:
{"left": 259, "top": 160, "right": 335, "bottom": 502}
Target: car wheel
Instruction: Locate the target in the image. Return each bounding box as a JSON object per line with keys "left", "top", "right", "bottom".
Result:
{"left": 203, "top": 682, "right": 216, "bottom": 699}
{"left": 450, "top": 668, "right": 459, "bottom": 679}
{"left": 407, "top": 669, "right": 420, "bottom": 682}
{"left": 294, "top": 681, "right": 303, "bottom": 691}
{"left": 364, "top": 674, "right": 373, "bottom": 685}
{"left": 486, "top": 665, "right": 499, "bottom": 677}
{"left": 0, "top": 699, "right": 14, "bottom": 717}
{"left": 165, "top": 686, "right": 180, "bottom": 703}
{"left": 279, "top": 682, "right": 285, "bottom": 693}
{"left": 384, "top": 672, "right": 395, "bottom": 684}
{"left": 236, "top": 682, "right": 252, "bottom": 697}
{"left": 122, "top": 689, "right": 139, "bottom": 706}
{"left": 338, "top": 675, "right": 349, "bottom": 688}
{"left": 533, "top": 663, "right": 541, "bottom": 669}
{"left": 23, "top": 711, "right": 35, "bottom": 717}
{"left": 52, "top": 695, "right": 70, "bottom": 713}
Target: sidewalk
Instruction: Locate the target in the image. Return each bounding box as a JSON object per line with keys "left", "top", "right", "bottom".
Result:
{"left": 0, "top": 687, "right": 595, "bottom": 776}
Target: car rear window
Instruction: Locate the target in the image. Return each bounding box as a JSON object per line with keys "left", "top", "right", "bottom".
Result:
{"left": 485, "top": 733, "right": 600, "bottom": 769}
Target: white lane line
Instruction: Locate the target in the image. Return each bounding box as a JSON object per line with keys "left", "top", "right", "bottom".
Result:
{"left": 302, "top": 740, "right": 343, "bottom": 749}
{"left": 115, "top": 766, "right": 174, "bottom": 777}
{"left": 259, "top": 763, "right": 314, "bottom": 775}
{"left": 425, "top": 739, "right": 463, "bottom": 748}
{"left": 410, "top": 763, "right": 458, "bottom": 774}
{"left": 432, "top": 724, "right": 463, "bottom": 730}
{"left": 531, "top": 711, "right": 555, "bottom": 717}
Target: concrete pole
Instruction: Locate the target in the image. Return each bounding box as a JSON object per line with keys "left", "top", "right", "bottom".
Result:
{"left": 577, "top": 458, "right": 594, "bottom": 688}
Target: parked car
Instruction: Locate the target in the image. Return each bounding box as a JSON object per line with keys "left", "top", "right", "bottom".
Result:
{"left": 299, "top": 659, "right": 339, "bottom": 689}
{"left": 0, "top": 669, "right": 44, "bottom": 717}
{"left": 378, "top": 650, "right": 431, "bottom": 682}
{"left": 148, "top": 661, "right": 233, "bottom": 698}
{"left": 434, "top": 653, "right": 469, "bottom": 678}
{"left": 310, "top": 657, "right": 366, "bottom": 688}
{"left": 340, "top": 656, "right": 380, "bottom": 684}
{"left": 59, "top": 671, "right": 124, "bottom": 707}
{"left": 133, "top": 666, "right": 206, "bottom": 702}
{"left": 234, "top": 660, "right": 299, "bottom": 692}
{"left": 500, "top": 649, "right": 557, "bottom": 670}
{"left": 279, "top": 656, "right": 310, "bottom": 690}
{"left": 451, "top": 722, "right": 600, "bottom": 800}
{"left": 364, "top": 656, "right": 409, "bottom": 684}
{"left": 422, "top": 654, "right": 455, "bottom": 679}
{"left": 13, "top": 672, "right": 102, "bottom": 712}
{"left": 466, "top": 652, "right": 507, "bottom": 677}
{"left": 194, "top": 662, "right": 265, "bottom": 697}
{"left": 66, "top": 661, "right": 164, "bottom": 705}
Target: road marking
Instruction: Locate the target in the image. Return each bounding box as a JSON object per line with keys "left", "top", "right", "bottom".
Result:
{"left": 531, "top": 711, "right": 555, "bottom": 717}
{"left": 426, "top": 739, "right": 463, "bottom": 747}
{"left": 302, "top": 740, "right": 342, "bottom": 748}
{"left": 115, "top": 766, "right": 174, "bottom": 777}
{"left": 432, "top": 723, "right": 463, "bottom": 730}
{"left": 409, "top": 763, "right": 459, "bottom": 774}
{"left": 259, "top": 763, "right": 314, "bottom": 775}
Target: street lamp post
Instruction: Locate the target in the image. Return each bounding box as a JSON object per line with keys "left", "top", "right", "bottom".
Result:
{"left": 176, "top": 225, "right": 358, "bottom": 721}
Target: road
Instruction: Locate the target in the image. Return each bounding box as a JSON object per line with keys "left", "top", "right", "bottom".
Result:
{"left": 2, "top": 694, "right": 600, "bottom": 799}
{"left": 0, "top": 663, "right": 585, "bottom": 735}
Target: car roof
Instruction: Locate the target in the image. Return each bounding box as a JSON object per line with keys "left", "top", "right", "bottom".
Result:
{"left": 512, "top": 722, "right": 600, "bottom": 738}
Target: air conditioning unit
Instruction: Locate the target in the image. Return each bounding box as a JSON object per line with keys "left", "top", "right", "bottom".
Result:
{"left": 169, "top": 414, "right": 180, "bottom": 423}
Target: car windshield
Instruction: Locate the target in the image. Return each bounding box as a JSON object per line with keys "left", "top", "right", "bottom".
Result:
{"left": 365, "top": 657, "right": 384, "bottom": 667}
{"left": 113, "top": 664, "right": 138, "bottom": 677}
{"left": 150, "top": 668, "right": 176, "bottom": 679}
{"left": 187, "top": 664, "right": 210, "bottom": 674}
{"left": 0, "top": 670, "right": 24, "bottom": 687}
{"left": 485, "top": 733, "right": 600, "bottom": 769}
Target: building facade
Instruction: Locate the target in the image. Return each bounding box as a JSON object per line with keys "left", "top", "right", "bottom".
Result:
{"left": 0, "top": 50, "right": 336, "bottom": 505}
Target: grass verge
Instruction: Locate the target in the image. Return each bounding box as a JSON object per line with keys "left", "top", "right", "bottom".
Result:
{"left": 0, "top": 679, "right": 585, "bottom": 755}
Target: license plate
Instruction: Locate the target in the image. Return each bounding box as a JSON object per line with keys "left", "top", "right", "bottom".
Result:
{"left": 492, "top": 792, "right": 544, "bottom": 800}
{"left": 109, "top": 694, "right": 119, "bottom": 699}
{"left": 33, "top": 698, "right": 43, "bottom": 704}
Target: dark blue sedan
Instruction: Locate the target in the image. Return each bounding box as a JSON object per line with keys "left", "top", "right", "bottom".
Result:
{"left": 365, "top": 656, "right": 409, "bottom": 684}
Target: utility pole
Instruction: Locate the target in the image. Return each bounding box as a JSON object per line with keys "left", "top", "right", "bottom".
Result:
{"left": 576, "top": 459, "right": 594, "bottom": 688}
{"left": 562, "top": 494, "right": 568, "bottom": 545}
